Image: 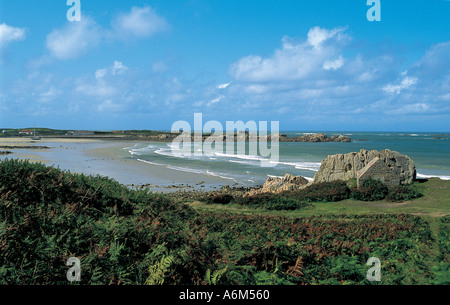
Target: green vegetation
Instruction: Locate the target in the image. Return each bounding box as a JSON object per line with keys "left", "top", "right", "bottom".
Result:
{"left": 0, "top": 127, "right": 171, "bottom": 138}
{"left": 200, "top": 179, "right": 425, "bottom": 211}
{"left": 0, "top": 159, "right": 448, "bottom": 285}
{"left": 284, "top": 180, "right": 352, "bottom": 203}
{"left": 351, "top": 179, "right": 389, "bottom": 201}
{"left": 431, "top": 216, "right": 450, "bottom": 284}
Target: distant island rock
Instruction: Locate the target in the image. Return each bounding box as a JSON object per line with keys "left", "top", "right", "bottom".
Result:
{"left": 278, "top": 133, "right": 351, "bottom": 143}
{"left": 133, "top": 132, "right": 352, "bottom": 143}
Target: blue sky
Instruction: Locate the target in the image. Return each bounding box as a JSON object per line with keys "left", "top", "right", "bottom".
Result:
{"left": 0, "top": 0, "right": 449, "bottom": 132}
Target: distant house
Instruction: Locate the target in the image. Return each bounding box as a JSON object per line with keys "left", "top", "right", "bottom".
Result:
{"left": 357, "top": 157, "right": 400, "bottom": 189}
{"left": 19, "top": 130, "right": 33, "bottom": 136}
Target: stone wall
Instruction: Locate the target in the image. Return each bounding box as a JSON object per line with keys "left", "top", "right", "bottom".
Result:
{"left": 357, "top": 157, "right": 400, "bottom": 188}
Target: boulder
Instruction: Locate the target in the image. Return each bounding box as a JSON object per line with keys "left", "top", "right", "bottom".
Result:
{"left": 313, "top": 149, "right": 416, "bottom": 185}
{"left": 246, "top": 173, "right": 310, "bottom": 196}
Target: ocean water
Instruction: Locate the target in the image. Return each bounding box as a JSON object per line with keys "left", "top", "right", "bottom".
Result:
{"left": 124, "top": 132, "right": 450, "bottom": 187}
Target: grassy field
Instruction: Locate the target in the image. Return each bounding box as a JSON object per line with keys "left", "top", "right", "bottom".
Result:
{"left": 185, "top": 178, "right": 450, "bottom": 285}
{"left": 187, "top": 178, "right": 450, "bottom": 218}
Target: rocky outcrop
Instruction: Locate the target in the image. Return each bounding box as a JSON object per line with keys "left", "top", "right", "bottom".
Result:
{"left": 246, "top": 174, "right": 310, "bottom": 196}
{"left": 277, "top": 133, "right": 351, "bottom": 143}
{"left": 313, "top": 149, "right": 416, "bottom": 185}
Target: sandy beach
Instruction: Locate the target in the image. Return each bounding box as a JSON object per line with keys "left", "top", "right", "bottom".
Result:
{"left": 0, "top": 137, "right": 235, "bottom": 192}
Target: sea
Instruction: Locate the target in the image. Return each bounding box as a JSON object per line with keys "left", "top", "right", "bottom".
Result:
{"left": 123, "top": 131, "right": 450, "bottom": 187}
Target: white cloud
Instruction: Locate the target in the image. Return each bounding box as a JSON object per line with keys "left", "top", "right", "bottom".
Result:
{"left": 217, "top": 82, "right": 231, "bottom": 89}
{"left": 76, "top": 62, "right": 127, "bottom": 98}
{"left": 38, "top": 86, "right": 62, "bottom": 103}
{"left": 229, "top": 27, "right": 347, "bottom": 82}
{"left": 307, "top": 26, "right": 347, "bottom": 49}
{"left": 45, "top": 6, "right": 169, "bottom": 60}
{"left": 386, "top": 103, "right": 430, "bottom": 115}
{"left": 323, "top": 56, "right": 344, "bottom": 70}
{"left": 94, "top": 61, "right": 129, "bottom": 80}
{"left": 46, "top": 17, "right": 101, "bottom": 60}
{"left": 97, "top": 99, "right": 123, "bottom": 112}
{"left": 95, "top": 68, "right": 107, "bottom": 80}
{"left": 112, "top": 6, "right": 169, "bottom": 39}
{"left": 76, "top": 81, "right": 117, "bottom": 98}
{"left": 0, "top": 23, "right": 25, "bottom": 49}
{"left": 383, "top": 75, "right": 418, "bottom": 95}
{"left": 208, "top": 95, "right": 225, "bottom": 107}
{"left": 113, "top": 61, "right": 129, "bottom": 75}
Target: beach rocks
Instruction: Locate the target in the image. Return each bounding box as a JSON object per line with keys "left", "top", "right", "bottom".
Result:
{"left": 313, "top": 149, "right": 416, "bottom": 185}
{"left": 246, "top": 173, "right": 310, "bottom": 196}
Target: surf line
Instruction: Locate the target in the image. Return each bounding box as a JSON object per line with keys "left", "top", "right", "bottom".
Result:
{"left": 170, "top": 113, "right": 280, "bottom": 168}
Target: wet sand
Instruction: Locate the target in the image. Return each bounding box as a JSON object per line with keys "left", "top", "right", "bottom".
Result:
{"left": 0, "top": 137, "right": 233, "bottom": 192}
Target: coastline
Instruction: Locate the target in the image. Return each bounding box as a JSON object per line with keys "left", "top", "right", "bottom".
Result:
{"left": 0, "top": 137, "right": 239, "bottom": 193}
{"left": 1, "top": 134, "right": 450, "bottom": 195}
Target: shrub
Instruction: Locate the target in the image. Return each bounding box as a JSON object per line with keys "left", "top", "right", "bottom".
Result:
{"left": 0, "top": 158, "right": 196, "bottom": 285}
{"left": 283, "top": 180, "right": 351, "bottom": 203}
{"left": 234, "top": 193, "right": 310, "bottom": 210}
{"left": 386, "top": 185, "right": 423, "bottom": 202}
{"left": 207, "top": 193, "right": 234, "bottom": 205}
{"left": 351, "top": 179, "right": 388, "bottom": 201}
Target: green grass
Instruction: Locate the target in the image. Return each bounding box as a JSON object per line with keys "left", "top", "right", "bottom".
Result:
{"left": 188, "top": 178, "right": 450, "bottom": 218}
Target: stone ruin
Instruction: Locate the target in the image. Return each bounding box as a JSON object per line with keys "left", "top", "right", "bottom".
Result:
{"left": 356, "top": 157, "right": 400, "bottom": 189}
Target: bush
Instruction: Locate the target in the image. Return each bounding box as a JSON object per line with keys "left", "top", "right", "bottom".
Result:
{"left": 233, "top": 180, "right": 351, "bottom": 211}
{"left": 0, "top": 158, "right": 197, "bottom": 284}
{"left": 351, "top": 179, "right": 388, "bottom": 201}
{"left": 207, "top": 193, "right": 234, "bottom": 205}
{"left": 386, "top": 185, "right": 423, "bottom": 202}
{"left": 283, "top": 180, "right": 351, "bottom": 203}
{"left": 234, "top": 193, "right": 310, "bottom": 210}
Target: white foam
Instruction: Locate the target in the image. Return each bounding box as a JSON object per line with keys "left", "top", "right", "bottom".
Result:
{"left": 123, "top": 144, "right": 139, "bottom": 150}
{"left": 154, "top": 148, "right": 188, "bottom": 159}
{"left": 214, "top": 152, "right": 267, "bottom": 161}
{"left": 266, "top": 160, "right": 321, "bottom": 171}
{"left": 129, "top": 144, "right": 157, "bottom": 156}
{"left": 166, "top": 165, "right": 204, "bottom": 174}
{"left": 228, "top": 159, "right": 260, "bottom": 166}
{"left": 206, "top": 170, "right": 237, "bottom": 181}
{"left": 267, "top": 174, "right": 284, "bottom": 179}
{"left": 136, "top": 159, "right": 164, "bottom": 166}
{"left": 416, "top": 173, "right": 450, "bottom": 180}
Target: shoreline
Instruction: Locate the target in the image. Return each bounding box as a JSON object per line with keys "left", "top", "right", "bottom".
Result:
{"left": 1, "top": 137, "right": 450, "bottom": 194}
{"left": 0, "top": 137, "right": 242, "bottom": 193}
